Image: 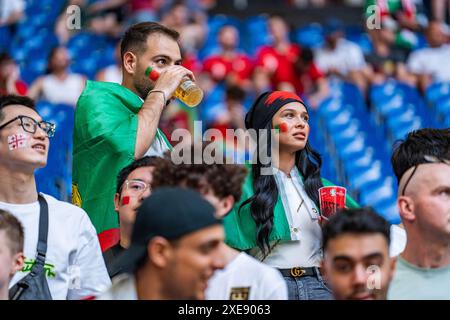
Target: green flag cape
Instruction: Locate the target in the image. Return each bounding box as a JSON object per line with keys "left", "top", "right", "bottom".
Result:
{"left": 72, "top": 80, "right": 172, "bottom": 234}
{"left": 224, "top": 165, "right": 360, "bottom": 250}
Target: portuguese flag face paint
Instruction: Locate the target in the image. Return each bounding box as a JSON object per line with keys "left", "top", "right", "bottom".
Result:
{"left": 274, "top": 122, "right": 289, "bottom": 134}
{"left": 145, "top": 67, "right": 159, "bottom": 81}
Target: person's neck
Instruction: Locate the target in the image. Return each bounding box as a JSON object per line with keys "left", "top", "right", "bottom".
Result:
{"left": 53, "top": 70, "right": 68, "bottom": 80}
{"left": 274, "top": 39, "right": 289, "bottom": 52}
{"left": 273, "top": 149, "right": 296, "bottom": 176}
{"left": 221, "top": 48, "right": 236, "bottom": 59}
{"left": 121, "top": 78, "right": 141, "bottom": 98}
{"left": 0, "top": 168, "right": 38, "bottom": 204}
{"left": 223, "top": 245, "right": 239, "bottom": 265}
{"left": 0, "top": 286, "right": 8, "bottom": 300}
{"left": 135, "top": 267, "right": 165, "bottom": 300}
{"left": 119, "top": 225, "right": 131, "bottom": 249}
{"left": 374, "top": 42, "right": 390, "bottom": 57}
{"left": 402, "top": 234, "right": 450, "bottom": 268}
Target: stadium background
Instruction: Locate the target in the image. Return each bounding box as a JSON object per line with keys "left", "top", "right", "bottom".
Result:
{"left": 1, "top": 0, "right": 449, "bottom": 225}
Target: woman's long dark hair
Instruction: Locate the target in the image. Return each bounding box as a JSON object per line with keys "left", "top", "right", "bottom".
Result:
{"left": 239, "top": 122, "right": 323, "bottom": 256}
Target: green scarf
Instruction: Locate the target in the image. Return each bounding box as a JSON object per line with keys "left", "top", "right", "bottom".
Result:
{"left": 223, "top": 165, "right": 360, "bottom": 250}
{"left": 72, "top": 80, "right": 172, "bottom": 234}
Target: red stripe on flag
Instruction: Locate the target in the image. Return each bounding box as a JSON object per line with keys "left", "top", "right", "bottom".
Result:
{"left": 98, "top": 228, "right": 120, "bottom": 252}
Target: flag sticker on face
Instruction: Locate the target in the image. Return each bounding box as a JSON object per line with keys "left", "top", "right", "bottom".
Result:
{"left": 7, "top": 134, "right": 28, "bottom": 150}
{"left": 121, "top": 196, "right": 130, "bottom": 205}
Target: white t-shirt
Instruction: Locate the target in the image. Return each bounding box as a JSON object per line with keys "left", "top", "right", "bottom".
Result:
{"left": 0, "top": 0, "right": 24, "bottom": 21}
{"left": 315, "top": 39, "right": 367, "bottom": 76}
{"left": 407, "top": 44, "right": 450, "bottom": 82}
{"left": 206, "top": 252, "right": 288, "bottom": 300}
{"left": 250, "top": 169, "right": 323, "bottom": 268}
{"left": 0, "top": 193, "right": 111, "bottom": 300}
{"left": 390, "top": 225, "right": 406, "bottom": 257}
{"left": 41, "top": 74, "right": 85, "bottom": 106}
{"left": 96, "top": 274, "right": 138, "bottom": 300}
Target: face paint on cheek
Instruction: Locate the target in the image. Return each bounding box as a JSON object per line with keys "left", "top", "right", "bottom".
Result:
{"left": 7, "top": 133, "right": 29, "bottom": 151}
{"left": 279, "top": 122, "right": 289, "bottom": 133}
{"left": 274, "top": 122, "right": 289, "bottom": 134}
{"left": 121, "top": 196, "right": 130, "bottom": 205}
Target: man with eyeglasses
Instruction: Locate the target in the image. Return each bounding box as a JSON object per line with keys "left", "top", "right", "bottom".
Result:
{"left": 388, "top": 128, "right": 450, "bottom": 300}
{"left": 0, "top": 95, "right": 110, "bottom": 299}
{"left": 102, "top": 156, "right": 158, "bottom": 278}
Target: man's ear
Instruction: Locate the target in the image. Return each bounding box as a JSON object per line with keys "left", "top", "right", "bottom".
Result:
{"left": 11, "top": 252, "right": 24, "bottom": 276}
{"left": 221, "top": 195, "right": 234, "bottom": 216}
{"left": 114, "top": 193, "right": 120, "bottom": 212}
{"left": 123, "top": 51, "right": 137, "bottom": 75}
{"left": 147, "top": 236, "right": 174, "bottom": 269}
{"left": 397, "top": 196, "right": 415, "bottom": 223}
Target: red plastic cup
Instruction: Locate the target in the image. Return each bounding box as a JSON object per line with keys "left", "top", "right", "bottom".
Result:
{"left": 319, "top": 186, "right": 346, "bottom": 220}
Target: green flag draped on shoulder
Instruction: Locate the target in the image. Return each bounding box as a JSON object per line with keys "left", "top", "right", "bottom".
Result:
{"left": 224, "top": 165, "right": 360, "bottom": 251}
{"left": 72, "top": 80, "right": 172, "bottom": 236}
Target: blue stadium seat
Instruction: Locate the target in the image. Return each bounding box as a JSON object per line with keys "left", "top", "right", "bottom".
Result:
{"left": 296, "top": 24, "right": 324, "bottom": 49}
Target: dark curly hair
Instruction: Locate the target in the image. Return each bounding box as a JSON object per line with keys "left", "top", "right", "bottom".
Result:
{"left": 151, "top": 144, "right": 247, "bottom": 204}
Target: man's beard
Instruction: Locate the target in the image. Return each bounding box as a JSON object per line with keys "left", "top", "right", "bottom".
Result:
{"left": 134, "top": 75, "right": 154, "bottom": 99}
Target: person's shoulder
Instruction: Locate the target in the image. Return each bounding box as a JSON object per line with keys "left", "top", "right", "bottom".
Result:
{"left": 42, "top": 193, "right": 90, "bottom": 221}
{"left": 80, "top": 80, "right": 122, "bottom": 95}
{"left": 95, "top": 274, "right": 136, "bottom": 300}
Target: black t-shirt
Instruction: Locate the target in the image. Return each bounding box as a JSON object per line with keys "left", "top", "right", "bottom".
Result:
{"left": 365, "top": 46, "right": 410, "bottom": 76}
{"left": 102, "top": 243, "right": 126, "bottom": 279}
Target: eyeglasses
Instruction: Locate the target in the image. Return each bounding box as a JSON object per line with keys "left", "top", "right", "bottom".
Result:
{"left": 401, "top": 155, "right": 450, "bottom": 196}
{"left": 122, "top": 179, "right": 151, "bottom": 196}
{"left": 0, "top": 115, "right": 56, "bottom": 138}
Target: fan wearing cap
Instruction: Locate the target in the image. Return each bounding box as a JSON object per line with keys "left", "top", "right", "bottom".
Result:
{"left": 151, "top": 145, "right": 288, "bottom": 300}
{"left": 223, "top": 91, "right": 359, "bottom": 300}
{"left": 96, "top": 187, "right": 226, "bottom": 300}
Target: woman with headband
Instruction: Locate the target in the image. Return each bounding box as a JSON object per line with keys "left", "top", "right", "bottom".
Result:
{"left": 223, "top": 91, "right": 359, "bottom": 300}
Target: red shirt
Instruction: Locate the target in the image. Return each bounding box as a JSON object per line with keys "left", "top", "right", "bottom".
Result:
{"left": 256, "top": 44, "right": 323, "bottom": 94}
{"left": 182, "top": 53, "right": 202, "bottom": 75}
{"left": 0, "top": 80, "right": 28, "bottom": 96}
{"left": 202, "top": 53, "right": 254, "bottom": 83}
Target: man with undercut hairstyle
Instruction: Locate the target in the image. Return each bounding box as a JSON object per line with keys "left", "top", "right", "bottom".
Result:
{"left": 388, "top": 128, "right": 450, "bottom": 299}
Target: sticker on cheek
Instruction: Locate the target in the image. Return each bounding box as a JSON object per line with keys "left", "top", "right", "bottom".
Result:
{"left": 7, "top": 133, "right": 29, "bottom": 151}
{"left": 121, "top": 196, "right": 130, "bottom": 205}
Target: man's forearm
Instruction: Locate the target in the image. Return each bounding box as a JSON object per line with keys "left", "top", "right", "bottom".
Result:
{"left": 135, "top": 93, "right": 165, "bottom": 159}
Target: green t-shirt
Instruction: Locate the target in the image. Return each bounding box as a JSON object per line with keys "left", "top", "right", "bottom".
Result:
{"left": 388, "top": 256, "right": 450, "bottom": 300}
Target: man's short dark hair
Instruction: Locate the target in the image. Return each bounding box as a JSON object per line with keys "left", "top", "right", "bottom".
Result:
{"left": 116, "top": 156, "right": 159, "bottom": 194}
{"left": 391, "top": 128, "right": 450, "bottom": 183}
{"left": 152, "top": 144, "right": 248, "bottom": 203}
{"left": 120, "top": 22, "right": 180, "bottom": 60}
{"left": 322, "top": 207, "right": 391, "bottom": 251}
{"left": 0, "top": 95, "right": 36, "bottom": 123}
{"left": 0, "top": 209, "right": 24, "bottom": 254}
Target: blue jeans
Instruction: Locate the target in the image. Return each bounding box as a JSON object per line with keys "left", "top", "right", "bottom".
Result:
{"left": 282, "top": 268, "right": 334, "bottom": 300}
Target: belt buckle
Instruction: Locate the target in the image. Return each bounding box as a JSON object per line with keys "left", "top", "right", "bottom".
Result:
{"left": 290, "top": 267, "right": 306, "bottom": 277}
